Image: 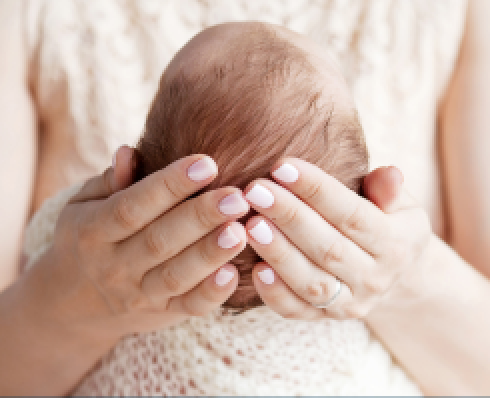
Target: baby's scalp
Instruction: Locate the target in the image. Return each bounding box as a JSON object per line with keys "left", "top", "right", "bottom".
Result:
{"left": 136, "top": 21, "right": 369, "bottom": 313}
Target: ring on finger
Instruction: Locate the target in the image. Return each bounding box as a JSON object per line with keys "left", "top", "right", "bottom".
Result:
{"left": 312, "top": 278, "right": 342, "bottom": 309}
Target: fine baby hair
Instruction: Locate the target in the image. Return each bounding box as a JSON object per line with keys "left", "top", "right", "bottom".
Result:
{"left": 134, "top": 21, "right": 369, "bottom": 313}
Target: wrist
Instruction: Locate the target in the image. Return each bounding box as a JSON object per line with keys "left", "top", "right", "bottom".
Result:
{"left": 362, "top": 233, "right": 490, "bottom": 395}
{"left": 0, "top": 251, "right": 120, "bottom": 395}
{"left": 21, "top": 248, "right": 121, "bottom": 353}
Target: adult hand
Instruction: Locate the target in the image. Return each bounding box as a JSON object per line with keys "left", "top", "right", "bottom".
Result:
{"left": 242, "top": 159, "right": 432, "bottom": 320}
{"left": 34, "top": 146, "right": 250, "bottom": 340}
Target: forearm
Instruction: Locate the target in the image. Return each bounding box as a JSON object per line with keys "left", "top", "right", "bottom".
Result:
{"left": 365, "top": 233, "right": 490, "bottom": 395}
{"left": 440, "top": 0, "right": 490, "bottom": 279}
{"left": 0, "top": 253, "right": 119, "bottom": 396}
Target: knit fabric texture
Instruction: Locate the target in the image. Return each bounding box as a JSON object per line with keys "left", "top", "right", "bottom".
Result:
{"left": 24, "top": 185, "right": 422, "bottom": 396}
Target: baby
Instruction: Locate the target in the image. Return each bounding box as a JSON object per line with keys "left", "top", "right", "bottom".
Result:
{"left": 134, "top": 21, "right": 368, "bottom": 313}
{"left": 23, "top": 22, "right": 423, "bottom": 396}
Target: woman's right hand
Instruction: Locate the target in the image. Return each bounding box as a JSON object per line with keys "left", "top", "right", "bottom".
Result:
{"left": 33, "top": 146, "right": 250, "bottom": 341}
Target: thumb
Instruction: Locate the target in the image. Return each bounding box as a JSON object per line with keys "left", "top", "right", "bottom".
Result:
{"left": 362, "top": 166, "right": 416, "bottom": 213}
{"left": 69, "top": 145, "right": 135, "bottom": 204}
{"left": 111, "top": 145, "right": 135, "bottom": 191}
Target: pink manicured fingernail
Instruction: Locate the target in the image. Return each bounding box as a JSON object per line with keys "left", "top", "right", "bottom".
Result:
{"left": 218, "top": 192, "right": 249, "bottom": 215}
{"left": 245, "top": 184, "right": 274, "bottom": 208}
{"left": 218, "top": 226, "right": 241, "bottom": 249}
{"left": 258, "top": 268, "right": 274, "bottom": 284}
{"left": 272, "top": 163, "right": 298, "bottom": 183}
{"left": 215, "top": 267, "right": 234, "bottom": 286}
{"left": 249, "top": 220, "right": 273, "bottom": 244}
{"left": 187, "top": 157, "right": 218, "bottom": 182}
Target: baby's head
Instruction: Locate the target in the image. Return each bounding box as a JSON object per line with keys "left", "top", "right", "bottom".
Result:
{"left": 135, "top": 22, "right": 368, "bottom": 313}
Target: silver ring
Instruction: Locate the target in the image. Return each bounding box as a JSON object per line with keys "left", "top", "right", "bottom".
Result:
{"left": 313, "top": 279, "right": 342, "bottom": 309}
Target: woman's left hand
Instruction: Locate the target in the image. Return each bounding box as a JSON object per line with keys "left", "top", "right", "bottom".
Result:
{"left": 243, "top": 158, "right": 432, "bottom": 320}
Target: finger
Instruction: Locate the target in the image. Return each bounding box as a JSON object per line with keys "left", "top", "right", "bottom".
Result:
{"left": 141, "top": 222, "right": 247, "bottom": 304}
{"left": 69, "top": 146, "right": 135, "bottom": 204}
{"left": 83, "top": 154, "right": 219, "bottom": 242}
{"left": 252, "top": 263, "right": 353, "bottom": 320}
{"left": 112, "top": 145, "right": 136, "bottom": 191}
{"left": 362, "top": 166, "right": 405, "bottom": 213}
{"left": 267, "top": 158, "right": 393, "bottom": 257}
{"left": 243, "top": 179, "right": 378, "bottom": 291}
{"left": 165, "top": 264, "right": 238, "bottom": 319}
{"left": 244, "top": 215, "right": 365, "bottom": 306}
{"left": 117, "top": 188, "right": 249, "bottom": 277}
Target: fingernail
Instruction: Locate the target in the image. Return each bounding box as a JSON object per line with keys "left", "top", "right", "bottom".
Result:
{"left": 245, "top": 184, "right": 274, "bottom": 208}
{"left": 187, "top": 157, "right": 218, "bottom": 182}
{"left": 272, "top": 163, "right": 298, "bottom": 183}
{"left": 218, "top": 225, "right": 241, "bottom": 249}
{"left": 215, "top": 267, "right": 234, "bottom": 286}
{"left": 249, "top": 220, "right": 273, "bottom": 244}
{"left": 258, "top": 268, "right": 274, "bottom": 284}
{"left": 218, "top": 192, "right": 249, "bottom": 215}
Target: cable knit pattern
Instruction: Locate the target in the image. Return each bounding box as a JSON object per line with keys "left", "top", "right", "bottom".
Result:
{"left": 23, "top": 0, "right": 467, "bottom": 395}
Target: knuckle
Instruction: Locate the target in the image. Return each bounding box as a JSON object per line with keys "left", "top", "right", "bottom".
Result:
{"left": 125, "top": 294, "right": 151, "bottom": 312}
{"left": 320, "top": 239, "right": 344, "bottom": 266}
{"left": 363, "top": 275, "right": 387, "bottom": 295}
{"left": 113, "top": 196, "right": 140, "bottom": 230}
{"left": 199, "top": 285, "right": 225, "bottom": 306}
{"left": 343, "top": 203, "right": 368, "bottom": 233}
{"left": 305, "top": 280, "right": 331, "bottom": 303}
{"left": 321, "top": 307, "right": 345, "bottom": 320}
{"left": 282, "top": 310, "right": 301, "bottom": 320}
{"left": 142, "top": 180, "right": 170, "bottom": 209}
{"left": 193, "top": 200, "right": 218, "bottom": 231}
{"left": 144, "top": 227, "right": 170, "bottom": 258}
{"left": 279, "top": 205, "right": 300, "bottom": 228}
{"left": 303, "top": 309, "right": 322, "bottom": 321}
{"left": 99, "top": 265, "right": 127, "bottom": 290}
{"left": 344, "top": 303, "right": 368, "bottom": 319}
{"left": 160, "top": 174, "right": 184, "bottom": 201}
{"left": 161, "top": 267, "right": 182, "bottom": 295}
{"left": 197, "top": 238, "right": 216, "bottom": 267}
{"left": 267, "top": 249, "right": 289, "bottom": 269}
{"left": 182, "top": 298, "right": 208, "bottom": 317}
{"left": 301, "top": 180, "right": 323, "bottom": 203}
{"left": 262, "top": 286, "right": 283, "bottom": 307}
